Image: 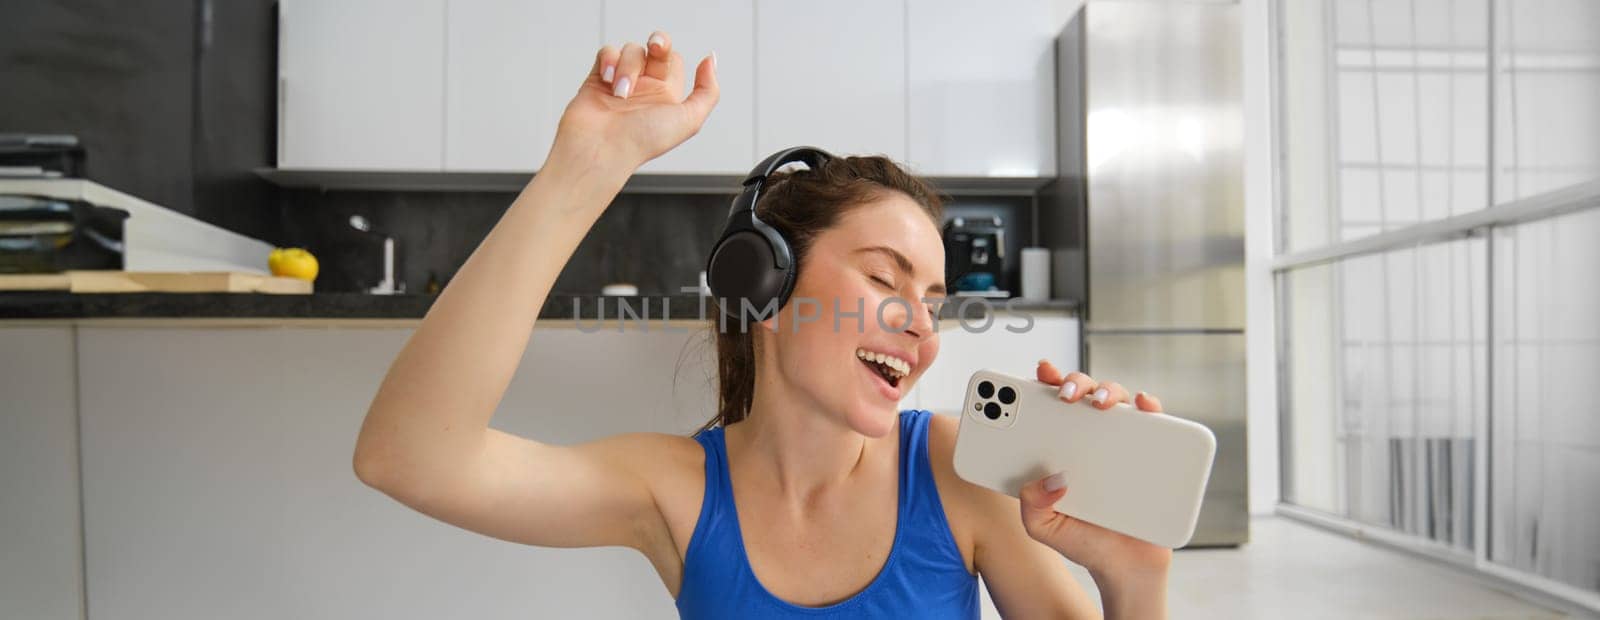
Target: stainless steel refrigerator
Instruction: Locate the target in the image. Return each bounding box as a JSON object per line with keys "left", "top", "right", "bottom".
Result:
{"left": 1059, "top": 0, "right": 1249, "bottom": 546}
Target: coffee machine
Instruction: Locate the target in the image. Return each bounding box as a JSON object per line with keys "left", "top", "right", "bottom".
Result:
{"left": 942, "top": 215, "right": 1007, "bottom": 297}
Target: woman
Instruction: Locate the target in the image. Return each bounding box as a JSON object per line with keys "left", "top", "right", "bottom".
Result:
{"left": 353, "top": 31, "right": 1173, "bottom": 619}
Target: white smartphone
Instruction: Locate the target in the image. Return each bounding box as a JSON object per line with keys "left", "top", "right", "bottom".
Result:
{"left": 951, "top": 369, "right": 1217, "bottom": 548}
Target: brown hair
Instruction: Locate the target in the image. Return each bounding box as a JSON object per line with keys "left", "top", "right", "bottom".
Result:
{"left": 698, "top": 155, "right": 944, "bottom": 435}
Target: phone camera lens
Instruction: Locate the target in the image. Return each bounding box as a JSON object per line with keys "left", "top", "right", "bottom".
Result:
{"left": 977, "top": 381, "right": 994, "bottom": 399}
{"left": 983, "top": 402, "right": 1002, "bottom": 420}
{"left": 998, "top": 386, "right": 1016, "bottom": 404}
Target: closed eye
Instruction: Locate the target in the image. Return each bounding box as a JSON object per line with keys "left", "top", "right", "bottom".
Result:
{"left": 869, "top": 275, "right": 895, "bottom": 289}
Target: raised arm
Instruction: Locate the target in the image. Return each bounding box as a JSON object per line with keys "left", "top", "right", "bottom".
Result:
{"left": 350, "top": 31, "right": 719, "bottom": 552}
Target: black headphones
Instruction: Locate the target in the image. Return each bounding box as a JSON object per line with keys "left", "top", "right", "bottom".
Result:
{"left": 705, "top": 146, "right": 835, "bottom": 321}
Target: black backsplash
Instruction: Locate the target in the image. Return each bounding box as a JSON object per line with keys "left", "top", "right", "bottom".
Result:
{"left": 279, "top": 189, "right": 735, "bottom": 295}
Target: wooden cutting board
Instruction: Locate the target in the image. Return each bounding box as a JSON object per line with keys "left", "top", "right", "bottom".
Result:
{"left": 0, "top": 271, "right": 313, "bottom": 294}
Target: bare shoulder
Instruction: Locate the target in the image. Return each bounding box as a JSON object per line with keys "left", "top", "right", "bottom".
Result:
{"left": 597, "top": 431, "right": 705, "bottom": 520}
{"left": 594, "top": 430, "right": 704, "bottom": 468}
{"left": 619, "top": 431, "right": 706, "bottom": 493}
{"left": 606, "top": 431, "right": 708, "bottom": 575}
{"left": 923, "top": 411, "right": 1016, "bottom": 573}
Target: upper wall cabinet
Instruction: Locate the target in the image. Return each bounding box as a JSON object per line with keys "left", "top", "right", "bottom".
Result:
{"left": 907, "top": 0, "right": 1069, "bottom": 177}
{"left": 445, "top": 1, "right": 601, "bottom": 172}
{"left": 755, "top": 0, "right": 907, "bottom": 162}
{"left": 278, "top": 0, "right": 446, "bottom": 170}
{"left": 604, "top": 0, "right": 755, "bottom": 174}
{"left": 276, "top": 1, "right": 1066, "bottom": 179}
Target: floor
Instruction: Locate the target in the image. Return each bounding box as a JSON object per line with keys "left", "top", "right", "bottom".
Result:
{"left": 1041, "top": 516, "right": 1582, "bottom": 619}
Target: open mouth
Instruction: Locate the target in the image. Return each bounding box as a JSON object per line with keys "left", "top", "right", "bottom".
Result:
{"left": 855, "top": 348, "right": 909, "bottom": 389}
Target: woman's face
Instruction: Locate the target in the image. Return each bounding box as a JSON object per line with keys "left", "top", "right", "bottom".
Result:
{"left": 763, "top": 192, "right": 946, "bottom": 438}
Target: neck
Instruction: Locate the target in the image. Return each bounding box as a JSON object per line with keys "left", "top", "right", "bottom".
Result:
{"left": 725, "top": 336, "right": 891, "bottom": 499}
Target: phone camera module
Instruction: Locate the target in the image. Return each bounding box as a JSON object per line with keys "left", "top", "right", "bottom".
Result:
{"left": 977, "top": 381, "right": 994, "bottom": 399}
{"left": 983, "top": 402, "right": 1002, "bottom": 420}
{"left": 997, "top": 386, "right": 1016, "bottom": 405}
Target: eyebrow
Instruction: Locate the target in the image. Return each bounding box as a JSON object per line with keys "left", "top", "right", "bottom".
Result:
{"left": 853, "top": 245, "right": 947, "bottom": 296}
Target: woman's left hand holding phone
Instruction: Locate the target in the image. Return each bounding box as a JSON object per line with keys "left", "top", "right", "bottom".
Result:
{"left": 1020, "top": 360, "right": 1174, "bottom": 620}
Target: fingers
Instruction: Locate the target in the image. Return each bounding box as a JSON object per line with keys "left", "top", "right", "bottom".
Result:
{"left": 1044, "top": 369, "right": 1159, "bottom": 412}
{"left": 594, "top": 30, "right": 708, "bottom": 112}
{"left": 682, "top": 52, "right": 720, "bottom": 125}
{"left": 1134, "top": 391, "right": 1164, "bottom": 413}
{"left": 593, "top": 45, "right": 620, "bottom": 85}
{"left": 1018, "top": 473, "right": 1070, "bottom": 542}
{"left": 594, "top": 30, "right": 664, "bottom": 88}
{"left": 1020, "top": 473, "right": 1095, "bottom": 558}
{"left": 1091, "top": 381, "right": 1132, "bottom": 410}
{"left": 646, "top": 30, "right": 671, "bottom": 58}
{"left": 1036, "top": 359, "right": 1067, "bottom": 385}
{"left": 1057, "top": 371, "right": 1098, "bottom": 404}
{"left": 643, "top": 30, "right": 676, "bottom": 83}
{"left": 612, "top": 42, "right": 646, "bottom": 98}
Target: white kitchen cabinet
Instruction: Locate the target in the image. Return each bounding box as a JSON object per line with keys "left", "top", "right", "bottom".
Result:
{"left": 0, "top": 328, "right": 84, "bottom": 620}
{"left": 71, "top": 326, "right": 715, "bottom": 618}
{"left": 754, "top": 0, "right": 907, "bottom": 161}
{"left": 604, "top": 0, "right": 755, "bottom": 174}
{"left": 907, "top": 0, "right": 1070, "bottom": 177}
{"left": 918, "top": 312, "right": 1080, "bottom": 414}
{"left": 445, "top": 1, "right": 601, "bottom": 171}
{"left": 278, "top": 0, "right": 446, "bottom": 170}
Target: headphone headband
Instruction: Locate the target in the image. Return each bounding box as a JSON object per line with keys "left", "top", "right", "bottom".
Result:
{"left": 723, "top": 146, "right": 833, "bottom": 223}
{"left": 705, "top": 146, "right": 836, "bottom": 320}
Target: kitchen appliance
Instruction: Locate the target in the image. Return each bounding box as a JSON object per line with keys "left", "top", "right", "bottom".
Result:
{"left": 0, "top": 133, "right": 85, "bottom": 178}
{"left": 1062, "top": 1, "right": 1249, "bottom": 546}
{"left": 943, "top": 215, "right": 1007, "bottom": 296}
{"left": 0, "top": 194, "right": 127, "bottom": 273}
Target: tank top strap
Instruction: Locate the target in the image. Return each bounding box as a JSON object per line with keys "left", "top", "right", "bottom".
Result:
{"left": 896, "top": 409, "right": 969, "bottom": 572}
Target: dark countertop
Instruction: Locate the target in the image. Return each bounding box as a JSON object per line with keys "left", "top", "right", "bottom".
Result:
{"left": 0, "top": 291, "right": 1076, "bottom": 324}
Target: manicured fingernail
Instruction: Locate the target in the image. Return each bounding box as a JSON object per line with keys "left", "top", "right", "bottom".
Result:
{"left": 648, "top": 34, "right": 665, "bottom": 52}
{"left": 602, "top": 65, "right": 614, "bottom": 83}
{"left": 613, "top": 75, "right": 631, "bottom": 98}
{"left": 1058, "top": 382, "right": 1077, "bottom": 401}
{"left": 1044, "top": 472, "right": 1068, "bottom": 492}
{"left": 1092, "top": 388, "right": 1109, "bottom": 405}
{"left": 710, "top": 50, "right": 718, "bottom": 71}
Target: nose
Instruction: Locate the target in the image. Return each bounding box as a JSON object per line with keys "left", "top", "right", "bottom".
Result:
{"left": 896, "top": 297, "right": 936, "bottom": 341}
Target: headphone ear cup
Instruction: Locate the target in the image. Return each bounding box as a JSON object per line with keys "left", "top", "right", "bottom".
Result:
{"left": 707, "top": 230, "right": 796, "bottom": 319}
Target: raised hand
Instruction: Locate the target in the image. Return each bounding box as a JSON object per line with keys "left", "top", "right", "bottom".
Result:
{"left": 552, "top": 30, "right": 720, "bottom": 173}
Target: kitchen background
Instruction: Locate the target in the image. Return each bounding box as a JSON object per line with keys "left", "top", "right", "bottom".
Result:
{"left": 2, "top": 0, "right": 1597, "bottom": 619}
{"left": 0, "top": 0, "right": 1055, "bottom": 297}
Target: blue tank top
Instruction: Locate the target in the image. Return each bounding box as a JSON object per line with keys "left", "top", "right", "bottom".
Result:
{"left": 675, "top": 409, "right": 979, "bottom": 618}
